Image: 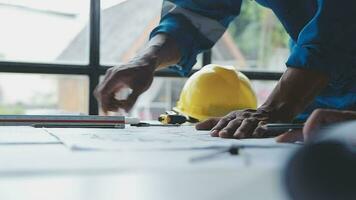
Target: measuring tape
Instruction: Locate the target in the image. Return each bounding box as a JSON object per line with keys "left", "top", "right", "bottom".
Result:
{"left": 158, "top": 111, "right": 187, "bottom": 125}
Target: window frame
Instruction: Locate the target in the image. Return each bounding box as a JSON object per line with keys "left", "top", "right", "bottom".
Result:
{"left": 0, "top": 0, "right": 283, "bottom": 115}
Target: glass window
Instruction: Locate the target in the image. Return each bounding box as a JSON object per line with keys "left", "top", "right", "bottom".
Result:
{"left": 0, "top": 0, "right": 90, "bottom": 64}
{"left": 251, "top": 80, "right": 277, "bottom": 106}
{"left": 0, "top": 73, "right": 89, "bottom": 114}
{"left": 130, "top": 77, "right": 187, "bottom": 120}
{"left": 212, "top": 1, "right": 289, "bottom": 72}
{"left": 100, "top": 0, "right": 162, "bottom": 66}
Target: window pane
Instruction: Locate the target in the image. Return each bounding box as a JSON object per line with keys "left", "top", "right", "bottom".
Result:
{"left": 130, "top": 77, "right": 187, "bottom": 120}
{"left": 212, "top": 1, "right": 289, "bottom": 72}
{"left": 100, "top": 0, "right": 162, "bottom": 66}
{"left": 251, "top": 80, "right": 277, "bottom": 106}
{"left": 0, "top": 0, "right": 89, "bottom": 64}
{"left": 0, "top": 73, "right": 89, "bottom": 114}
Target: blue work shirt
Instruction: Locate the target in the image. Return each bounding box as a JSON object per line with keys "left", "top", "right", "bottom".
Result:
{"left": 150, "top": 0, "right": 356, "bottom": 121}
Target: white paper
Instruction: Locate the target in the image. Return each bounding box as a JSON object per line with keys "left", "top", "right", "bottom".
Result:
{"left": 47, "top": 126, "right": 297, "bottom": 151}
{"left": 0, "top": 126, "right": 60, "bottom": 144}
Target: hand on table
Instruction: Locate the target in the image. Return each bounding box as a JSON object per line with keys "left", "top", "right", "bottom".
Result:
{"left": 94, "top": 57, "right": 156, "bottom": 114}
{"left": 195, "top": 109, "right": 272, "bottom": 139}
{"left": 276, "top": 109, "right": 356, "bottom": 143}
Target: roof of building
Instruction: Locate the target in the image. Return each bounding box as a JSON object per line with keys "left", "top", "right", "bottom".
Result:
{"left": 58, "top": 0, "right": 162, "bottom": 64}
{"left": 58, "top": 0, "right": 246, "bottom": 67}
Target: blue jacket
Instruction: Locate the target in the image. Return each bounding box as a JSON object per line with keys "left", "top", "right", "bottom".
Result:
{"left": 150, "top": 0, "right": 356, "bottom": 121}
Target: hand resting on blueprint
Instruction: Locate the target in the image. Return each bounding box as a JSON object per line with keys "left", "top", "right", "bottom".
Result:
{"left": 195, "top": 109, "right": 271, "bottom": 139}
{"left": 196, "top": 68, "right": 329, "bottom": 140}
{"left": 276, "top": 109, "right": 356, "bottom": 143}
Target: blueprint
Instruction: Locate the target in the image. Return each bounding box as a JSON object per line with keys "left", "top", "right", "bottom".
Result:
{"left": 46, "top": 126, "right": 296, "bottom": 151}
{"left": 0, "top": 126, "right": 59, "bottom": 144}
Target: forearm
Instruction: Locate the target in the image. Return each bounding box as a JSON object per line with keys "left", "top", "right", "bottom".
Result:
{"left": 132, "top": 34, "right": 181, "bottom": 70}
{"left": 259, "top": 68, "right": 329, "bottom": 122}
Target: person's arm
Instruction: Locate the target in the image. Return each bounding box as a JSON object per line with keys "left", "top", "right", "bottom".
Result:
{"left": 135, "top": 34, "right": 181, "bottom": 70}
{"left": 260, "top": 68, "right": 329, "bottom": 122}
{"left": 196, "top": 68, "right": 329, "bottom": 138}
{"left": 95, "top": 0, "right": 242, "bottom": 114}
{"left": 276, "top": 109, "right": 356, "bottom": 143}
{"left": 94, "top": 34, "right": 180, "bottom": 114}
{"left": 197, "top": 0, "right": 356, "bottom": 138}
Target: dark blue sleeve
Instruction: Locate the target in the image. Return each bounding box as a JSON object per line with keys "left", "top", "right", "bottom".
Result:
{"left": 286, "top": 0, "right": 356, "bottom": 89}
{"left": 150, "top": 0, "right": 242, "bottom": 76}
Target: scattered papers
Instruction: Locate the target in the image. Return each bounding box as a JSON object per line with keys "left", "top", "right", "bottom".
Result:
{"left": 0, "top": 126, "right": 60, "bottom": 144}
{"left": 46, "top": 126, "right": 297, "bottom": 151}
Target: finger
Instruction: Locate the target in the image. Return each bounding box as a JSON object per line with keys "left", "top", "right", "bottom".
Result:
{"left": 211, "top": 116, "right": 235, "bottom": 136}
{"left": 219, "top": 118, "right": 243, "bottom": 138}
{"left": 252, "top": 121, "right": 268, "bottom": 138}
{"left": 195, "top": 118, "right": 221, "bottom": 131}
{"left": 99, "top": 83, "right": 130, "bottom": 114}
{"left": 233, "top": 118, "right": 258, "bottom": 139}
{"left": 96, "top": 77, "right": 127, "bottom": 114}
{"left": 123, "top": 91, "right": 141, "bottom": 112}
{"left": 102, "top": 94, "right": 124, "bottom": 113}
{"left": 100, "top": 67, "right": 135, "bottom": 99}
{"left": 303, "top": 111, "right": 323, "bottom": 136}
{"left": 94, "top": 70, "right": 114, "bottom": 113}
{"left": 95, "top": 68, "right": 115, "bottom": 96}
{"left": 112, "top": 91, "right": 141, "bottom": 113}
{"left": 303, "top": 109, "right": 331, "bottom": 141}
{"left": 275, "top": 130, "right": 303, "bottom": 143}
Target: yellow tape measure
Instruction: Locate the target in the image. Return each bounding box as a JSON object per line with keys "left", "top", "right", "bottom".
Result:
{"left": 158, "top": 111, "right": 187, "bottom": 125}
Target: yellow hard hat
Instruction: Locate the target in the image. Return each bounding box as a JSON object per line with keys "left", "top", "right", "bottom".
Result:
{"left": 173, "top": 64, "right": 257, "bottom": 122}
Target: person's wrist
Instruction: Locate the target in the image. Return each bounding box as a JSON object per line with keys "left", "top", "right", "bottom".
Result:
{"left": 258, "top": 103, "right": 296, "bottom": 122}
{"left": 130, "top": 48, "right": 160, "bottom": 73}
{"left": 253, "top": 107, "right": 274, "bottom": 122}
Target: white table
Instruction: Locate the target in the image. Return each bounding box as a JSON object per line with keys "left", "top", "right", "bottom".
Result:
{"left": 0, "top": 126, "right": 293, "bottom": 200}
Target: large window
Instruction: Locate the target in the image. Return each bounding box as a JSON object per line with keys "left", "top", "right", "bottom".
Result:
{"left": 0, "top": 0, "right": 90, "bottom": 64}
{"left": 212, "top": 1, "right": 289, "bottom": 72}
{"left": 211, "top": 1, "right": 288, "bottom": 109}
{"left": 0, "top": 73, "right": 88, "bottom": 114}
{"left": 0, "top": 0, "right": 283, "bottom": 118}
{"left": 100, "top": 0, "right": 162, "bottom": 66}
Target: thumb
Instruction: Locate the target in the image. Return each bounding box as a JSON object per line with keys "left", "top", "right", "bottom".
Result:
{"left": 195, "top": 117, "right": 221, "bottom": 130}
{"left": 119, "top": 90, "right": 141, "bottom": 112}
{"left": 276, "top": 130, "right": 304, "bottom": 143}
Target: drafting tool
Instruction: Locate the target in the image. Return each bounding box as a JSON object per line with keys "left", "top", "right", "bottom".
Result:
{"left": 0, "top": 115, "right": 125, "bottom": 128}
{"left": 190, "top": 146, "right": 239, "bottom": 163}
{"left": 32, "top": 123, "right": 124, "bottom": 129}
{"left": 263, "top": 123, "right": 304, "bottom": 136}
{"left": 190, "top": 144, "right": 294, "bottom": 163}
{"left": 158, "top": 111, "right": 187, "bottom": 125}
{"left": 131, "top": 122, "right": 181, "bottom": 127}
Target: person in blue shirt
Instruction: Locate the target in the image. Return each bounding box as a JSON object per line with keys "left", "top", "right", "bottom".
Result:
{"left": 95, "top": 0, "right": 356, "bottom": 140}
